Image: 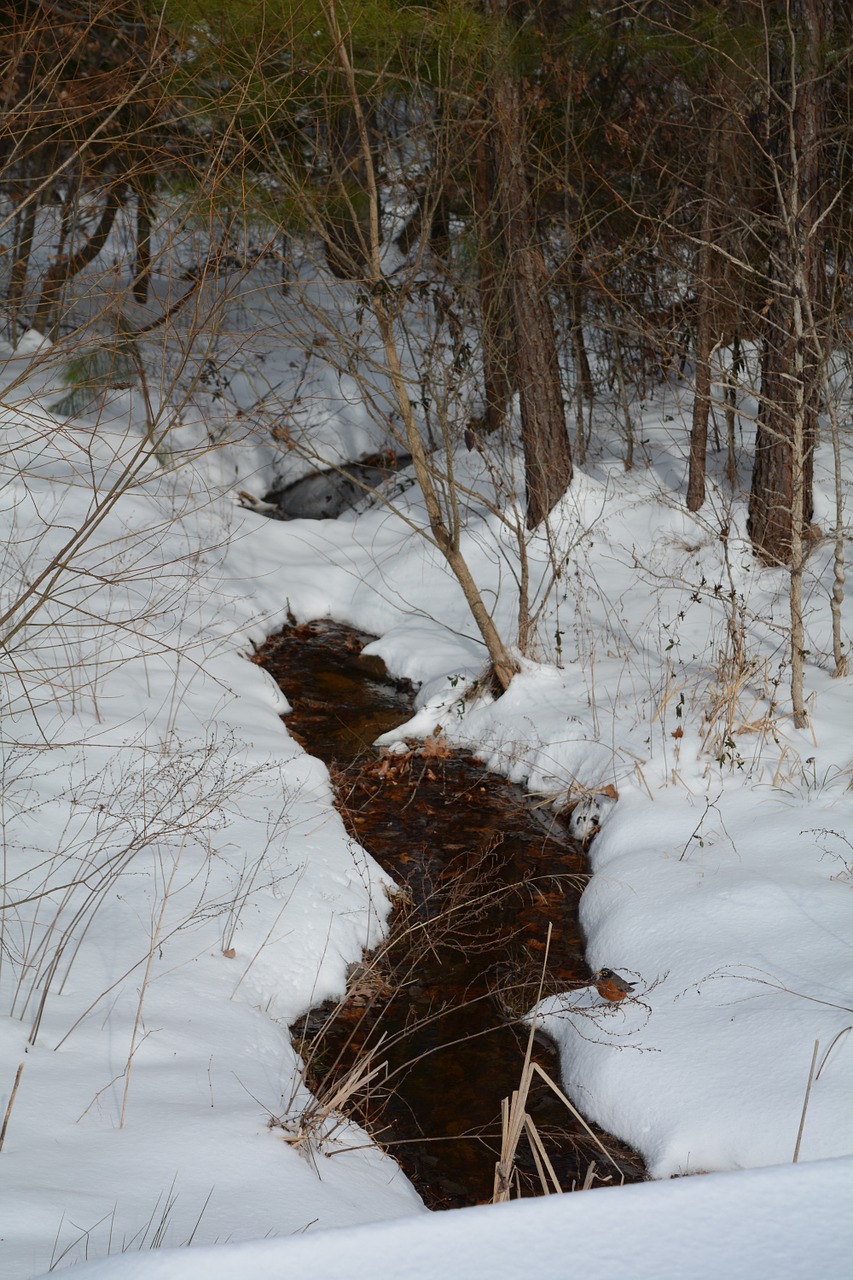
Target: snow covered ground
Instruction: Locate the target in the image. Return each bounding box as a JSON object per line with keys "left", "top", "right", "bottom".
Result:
{"left": 1, "top": 277, "right": 851, "bottom": 1279}
{"left": 31, "top": 1156, "right": 853, "bottom": 1280}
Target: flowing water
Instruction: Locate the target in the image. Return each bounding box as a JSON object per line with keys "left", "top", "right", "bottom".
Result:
{"left": 259, "top": 621, "right": 645, "bottom": 1208}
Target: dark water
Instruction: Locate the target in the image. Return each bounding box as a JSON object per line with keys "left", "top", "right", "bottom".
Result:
{"left": 259, "top": 622, "right": 645, "bottom": 1208}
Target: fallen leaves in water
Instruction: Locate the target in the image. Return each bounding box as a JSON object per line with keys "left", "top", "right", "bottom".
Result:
{"left": 421, "top": 733, "right": 454, "bottom": 760}
{"left": 371, "top": 752, "right": 411, "bottom": 781}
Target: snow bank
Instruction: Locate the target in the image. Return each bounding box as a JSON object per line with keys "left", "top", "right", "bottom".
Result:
{"left": 37, "top": 1156, "right": 853, "bottom": 1280}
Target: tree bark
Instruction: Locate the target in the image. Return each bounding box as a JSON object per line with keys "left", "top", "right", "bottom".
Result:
{"left": 33, "top": 184, "right": 123, "bottom": 333}
{"left": 491, "top": 73, "right": 572, "bottom": 528}
{"left": 748, "top": 0, "right": 828, "bottom": 566}
{"left": 132, "top": 170, "right": 155, "bottom": 304}
{"left": 687, "top": 107, "right": 721, "bottom": 512}
{"left": 7, "top": 179, "right": 38, "bottom": 342}
{"left": 473, "top": 135, "right": 514, "bottom": 436}
{"left": 567, "top": 250, "right": 593, "bottom": 467}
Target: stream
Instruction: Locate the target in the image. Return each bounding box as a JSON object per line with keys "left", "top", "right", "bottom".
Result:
{"left": 259, "top": 621, "right": 645, "bottom": 1209}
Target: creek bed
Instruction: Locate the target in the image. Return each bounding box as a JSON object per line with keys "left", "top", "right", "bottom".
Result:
{"left": 259, "top": 621, "right": 645, "bottom": 1208}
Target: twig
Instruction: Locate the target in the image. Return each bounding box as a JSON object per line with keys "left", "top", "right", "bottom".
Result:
{"left": 530, "top": 1060, "right": 624, "bottom": 1180}
{"left": 0, "top": 1061, "right": 25, "bottom": 1153}
{"left": 792, "top": 1039, "right": 819, "bottom": 1163}
{"left": 816, "top": 1028, "right": 850, "bottom": 1083}
{"left": 493, "top": 925, "right": 553, "bottom": 1201}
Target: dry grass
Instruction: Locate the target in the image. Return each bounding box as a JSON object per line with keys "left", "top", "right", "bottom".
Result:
{"left": 272, "top": 1036, "right": 391, "bottom": 1160}
{"left": 492, "top": 927, "right": 627, "bottom": 1200}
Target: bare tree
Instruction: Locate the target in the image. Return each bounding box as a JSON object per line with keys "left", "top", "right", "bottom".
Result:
{"left": 321, "top": 0, "right": 520, "bottom": 689}
{"left": 745, "top": 0, "right": 833, "bottom": 725}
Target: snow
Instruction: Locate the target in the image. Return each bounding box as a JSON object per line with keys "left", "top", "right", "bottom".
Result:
{"left": 26, "top": 1156, "right": 853, "bottom": 1280}
{"left": 0, "top": 277, "right": 851, "bottom": 1279}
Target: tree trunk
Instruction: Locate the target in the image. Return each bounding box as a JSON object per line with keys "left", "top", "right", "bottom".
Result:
{"left": 473, "top": 135, "right": 514, "bottom": 436}
{"left": 750, "top": 318, "right": 816, "bottom": 567}
{"left": 564, "top": 250, "right": 593, "bottom": 466}
{"left": 748, "top": 0, "right": 828, "bottom": 566}
{"left": 724, "top": 332, "right": 742, "bottom": 489}
{"left": 33, "top": 184, "right": 123, "bottom": 334}
{"left": 132, "top": 170, "right": 155, "bottom": 304}
{"left": 687, "top": 108, "right": 721, "bottom": 512}
{"left": 491, "top": 74, "right": 572, "bottom": 528}
{"left": 7, "top": 187, "right": 38, "bottom": 343}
